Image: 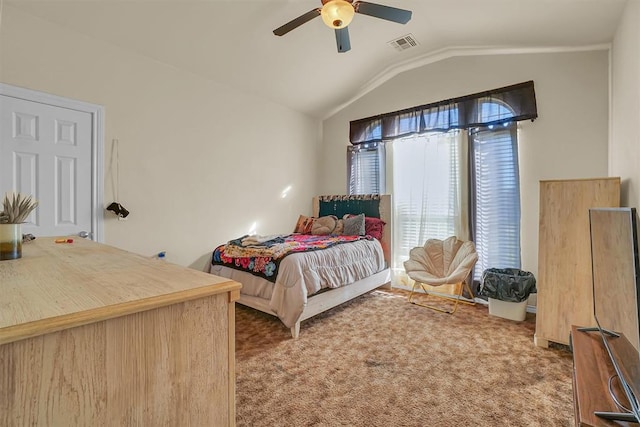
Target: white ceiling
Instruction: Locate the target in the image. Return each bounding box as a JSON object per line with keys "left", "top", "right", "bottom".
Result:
{"left": 6, "top": 0, "right": 627, "bottom": 118}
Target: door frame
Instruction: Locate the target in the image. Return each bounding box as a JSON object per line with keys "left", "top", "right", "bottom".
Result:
{"left": 0, "top": 83, "right": 105, "bottom": 242}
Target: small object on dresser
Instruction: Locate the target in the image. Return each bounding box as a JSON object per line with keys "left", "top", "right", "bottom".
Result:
{"left": 55, "top": 238, "right": 74, "bottom": 244}
{"left": 0, "top": 192, "right": 39, "bottom": 260}
{"left": 0, "top": 224, "right": 22, "bottom": 261}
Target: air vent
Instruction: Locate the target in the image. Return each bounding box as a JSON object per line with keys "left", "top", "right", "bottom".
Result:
{"left": 388, "top": 34, "right": 418, "bottom": 52}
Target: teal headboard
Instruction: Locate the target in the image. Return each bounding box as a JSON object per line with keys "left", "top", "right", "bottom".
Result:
{"left": 317, "top": 195, "right": 381, "bottom": 218}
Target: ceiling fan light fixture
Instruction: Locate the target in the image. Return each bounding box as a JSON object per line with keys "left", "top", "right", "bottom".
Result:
{"left": 320, "top": 0, "right": 355, "bottom": 29}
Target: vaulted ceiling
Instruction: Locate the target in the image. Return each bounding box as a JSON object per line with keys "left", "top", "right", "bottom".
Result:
{"left": 6, "top": 0, "right": 627, "bottom": 118}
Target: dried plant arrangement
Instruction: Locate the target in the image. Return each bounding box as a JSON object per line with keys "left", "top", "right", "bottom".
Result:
{"left": 0, "top": 192, "right": 39, "bottom": 224}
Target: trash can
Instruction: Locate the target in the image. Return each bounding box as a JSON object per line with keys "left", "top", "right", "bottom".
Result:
{"left": 479, "top": 268, "right": 537, "bottom": 321}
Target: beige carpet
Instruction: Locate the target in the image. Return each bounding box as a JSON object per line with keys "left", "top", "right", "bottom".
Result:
{"left": 235, "top": 289, "right": 573, "bottom": 427}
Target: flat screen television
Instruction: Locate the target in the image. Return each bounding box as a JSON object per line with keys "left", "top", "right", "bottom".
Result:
{"left": 586, "top": 207, "right": 640, "bottom": 422}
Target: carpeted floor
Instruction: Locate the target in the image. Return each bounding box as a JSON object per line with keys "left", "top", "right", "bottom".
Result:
{"left": 235, "top": 289, "right": 574, "bottom": 427}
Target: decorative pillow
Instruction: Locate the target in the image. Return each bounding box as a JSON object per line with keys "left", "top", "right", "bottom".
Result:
{"left": 294, "top": 214, "right": 315, "bottom": 234}
{"left": 364, "top": 216, "right": 386, "bottom": 240}
{"left": 342, "top": 213, "right": 365, "bottom": 236}
{"left": 344, "top": 214, "right": 386, "bottom": 239}
{"left": 333, "top": 218, "right": 344, "bottom": 235}
{"left": 312, "top": 215, "right": 339, "bottom": 235}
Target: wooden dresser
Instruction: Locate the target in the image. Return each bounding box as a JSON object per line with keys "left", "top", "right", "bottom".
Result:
{"left": 535, "top": 177, "right": 620, "bottom": 347}
{"left": 0, "top": 237, "right": 241, "bottom": 426}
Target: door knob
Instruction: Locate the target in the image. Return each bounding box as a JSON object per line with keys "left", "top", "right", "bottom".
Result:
{"left": 78, "top": 231, "right": 91, "bottom": 239}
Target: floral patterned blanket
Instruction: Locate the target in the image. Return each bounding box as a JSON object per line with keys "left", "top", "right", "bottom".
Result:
{"left": 211, "top": 234, "right": 370, "bottom": 283}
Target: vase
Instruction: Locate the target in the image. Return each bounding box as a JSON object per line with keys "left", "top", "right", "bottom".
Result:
{"left": 0, "top": 223, "right": 22, "bottom": 260}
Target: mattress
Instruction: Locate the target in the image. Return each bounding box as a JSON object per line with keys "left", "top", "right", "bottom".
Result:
{"left": 209, "top": 238, "right": 385, "bottom": 328}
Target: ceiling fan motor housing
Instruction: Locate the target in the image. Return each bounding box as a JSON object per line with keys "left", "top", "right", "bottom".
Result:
{"left": 321, "top": 0, "right": 355, "bottom": 29}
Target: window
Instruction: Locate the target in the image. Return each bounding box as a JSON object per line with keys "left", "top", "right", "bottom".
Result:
{"left": 470, "top": 122, "right": 521, "bottom": 281}
{"left": 392, "top": 131, "right": 461, "bottom": 275}
{"left": 477, "top": 100, "right": 515, "bottom": 123}
{"left": 347, "top": 83, "right": 535, "bottom": 293}
{"left": 347, "top": 142, "right": 385, "bottom": 195}
{"left": 347, "top": 106, "right": 522, "bottom": 292}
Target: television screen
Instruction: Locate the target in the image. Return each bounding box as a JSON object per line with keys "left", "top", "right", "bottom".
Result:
{"left": 591, "top": 207, "right": 640, "bottom": 351}
{"left": 590, "top": 207, "right": 640, "bottom": 421}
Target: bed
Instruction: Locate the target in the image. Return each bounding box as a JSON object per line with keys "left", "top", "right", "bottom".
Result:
{"left": 208, "top": 194, "right": 392, "bottom": 338}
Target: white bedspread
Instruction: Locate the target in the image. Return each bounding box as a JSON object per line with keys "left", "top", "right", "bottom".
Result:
{"left": 209, "top": 238, "right": 385, "bottom": 328}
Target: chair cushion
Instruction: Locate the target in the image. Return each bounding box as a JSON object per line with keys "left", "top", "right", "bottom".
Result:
{"left": 407, "top": 270, "right": 458, "bottom": 286}
{"left": 403, "top": 236, "right": 478, "bottom": 286}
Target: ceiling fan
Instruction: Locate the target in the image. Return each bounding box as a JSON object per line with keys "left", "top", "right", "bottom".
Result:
{"left": 273, "top": 0, "right": 412, "bottom": 53}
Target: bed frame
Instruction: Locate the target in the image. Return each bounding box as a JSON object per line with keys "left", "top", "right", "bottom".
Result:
{"left": 237, "top": 194, "right": 392, "bottom": 338}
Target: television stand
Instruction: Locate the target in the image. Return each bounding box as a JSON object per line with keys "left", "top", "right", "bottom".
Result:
{"left": 571, "top": 326, "right": 638, "bottom": 426}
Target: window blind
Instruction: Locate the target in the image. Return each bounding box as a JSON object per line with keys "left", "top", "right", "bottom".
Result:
{"left": 347, "top": 143, "right": 385, "bottom": 195}
{"left": 470, "top": 124, "right": 521, "bottom": 281}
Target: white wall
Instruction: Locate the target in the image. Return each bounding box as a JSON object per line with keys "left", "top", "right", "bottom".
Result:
{"left": 1, "top": 5, "right": 320, "bottom": 269}
{"left": 321, "top": 51, "right": 610, "bottom": 279}
{"left": 611, "top": 0, "right": 640, "bottom": 208}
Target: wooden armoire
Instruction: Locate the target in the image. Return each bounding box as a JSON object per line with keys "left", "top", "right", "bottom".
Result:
{"left": 534, "top": 177, "right": 620, "bottom": 348}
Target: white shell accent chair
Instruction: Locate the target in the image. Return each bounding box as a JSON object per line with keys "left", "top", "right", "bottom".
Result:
{"left": 403, "top": 236, "right": 479, "bottom": 314}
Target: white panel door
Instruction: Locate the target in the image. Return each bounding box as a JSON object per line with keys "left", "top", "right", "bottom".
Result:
{"left": 0, "top": 95, "right": 93, "bottom": 237}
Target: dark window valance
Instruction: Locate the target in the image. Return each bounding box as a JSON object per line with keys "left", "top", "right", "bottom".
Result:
{"left": 349, "top": 80, "right": 538, "bottom": 145}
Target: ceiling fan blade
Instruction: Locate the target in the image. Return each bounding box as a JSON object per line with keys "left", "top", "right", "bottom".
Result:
{"left": 335, "top": 27, "right": 351, "bottom": 53}
{"left": 273, "top": 8, "right": 322, "bottom": 36}
{"left": 354, "top": 1, "right": 412, "bottom": 24}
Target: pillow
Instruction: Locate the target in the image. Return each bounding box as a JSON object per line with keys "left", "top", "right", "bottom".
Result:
{"left": 364, "top": 216, "right": 386, "bottom": 240}
{"left": 344, "top": 214, "right": 386, "bottom": 239}
{"left": 342, "top": 213, "right": 365, "bottom": 236}
{"left": 333, "top": 218, "right": 344, "bottom": 235}
{"left": 312, "top": 215, "right": 339, "bottom": 235}
{"left": 294, "top": 214, "right": 315, "bottom": 234}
